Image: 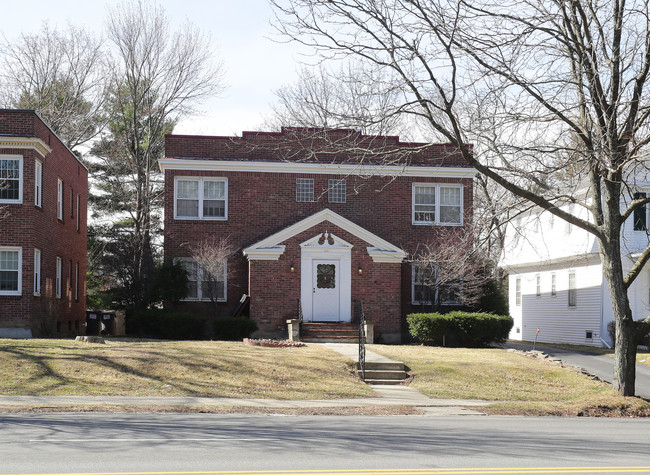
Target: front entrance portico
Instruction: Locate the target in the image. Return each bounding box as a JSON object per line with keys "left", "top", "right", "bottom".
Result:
{"left": 300, "top": 231, "right": 352, "bottom": 322}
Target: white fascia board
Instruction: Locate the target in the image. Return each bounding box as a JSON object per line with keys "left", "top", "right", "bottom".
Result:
{"left": 500, "top": 252, "right": 601, "bottom": 273}
{"left": 242, "top": 246, "right": 286, "bottom": 261}
{"left": 0, "top": 137, "right": 51, "bottom": 158}
{"left": 367, "top": 247, "right": 407, "bottom": 263}
{"left": 158, "top": 158, "right": 476, "bottom": 178}
{"left": 244, "top": 208, "right": 406, "bottom": 261}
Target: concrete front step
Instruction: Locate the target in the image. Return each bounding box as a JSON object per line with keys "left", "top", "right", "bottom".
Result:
{"left": 358, "top": 369, "right": 407, "bottom": 380}
{"left": 303, "top": 336, "right": 359, "bottom": 343}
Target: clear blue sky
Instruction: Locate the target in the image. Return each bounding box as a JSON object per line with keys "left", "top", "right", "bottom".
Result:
{"left": 3, "top": 0, "right": 306, "bottom": 136}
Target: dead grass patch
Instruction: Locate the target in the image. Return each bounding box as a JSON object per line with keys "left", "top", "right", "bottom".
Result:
{"left": 369, "top": 344, "right": 650, "bottom": 416}
{"left": 0, "top": 339, "right": 374, "bottom": 399}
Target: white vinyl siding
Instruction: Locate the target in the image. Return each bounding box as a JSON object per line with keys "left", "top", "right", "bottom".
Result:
{"left": 412, "top": 183, "right": 463, "bottom": 225}
{"left": 33, "top": 249, "right": 41, "bottom": 296}
{"left": 0, "top": 247, "right": 21, "bottom": 295}
{"left": 509, "top": 265, "right": 602, "bottom": 346}
{"left": 34, "top": 159, "right": 42, "bottom": 207}
{"left": 174, "top": 177, "right": 227, "bottom": 220}
{"left": 0, "top": 155, "right": 23, "bottom": 204}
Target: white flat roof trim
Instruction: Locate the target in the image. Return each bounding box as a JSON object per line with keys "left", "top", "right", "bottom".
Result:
{"left": 367, "top": 248, "right": 407, "bottom": 263}
{"left": 0, "top": 137, "right": 52, "bottom": 158}
{"left": 242, "top": 246, "right": 286, "bottom": 261}
{"left": 159, "top": 158, "right": 476, "bottom": 178}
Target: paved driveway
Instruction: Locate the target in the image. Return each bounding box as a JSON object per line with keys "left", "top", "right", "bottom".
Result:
{"left": 506, "top": 341, "right": 650, "bottom": 399}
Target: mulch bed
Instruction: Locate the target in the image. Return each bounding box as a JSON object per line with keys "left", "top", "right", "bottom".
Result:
{"left": 243, "top": 338, "right": 306, "bottom": 348}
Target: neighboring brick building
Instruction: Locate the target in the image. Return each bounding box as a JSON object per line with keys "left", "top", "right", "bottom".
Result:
{"left": 0, "top": 110, "right": 88, "bottom": 338}
{"left": 161, "top": 128, "right": 475, "bottom": 342}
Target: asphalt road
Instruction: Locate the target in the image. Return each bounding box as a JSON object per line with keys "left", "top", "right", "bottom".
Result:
{"left": 1, "top": 413, "right": 650, "bottom": 475}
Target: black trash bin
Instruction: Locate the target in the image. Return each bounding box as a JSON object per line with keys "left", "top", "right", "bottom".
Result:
{"left": 85, "top": 311, "right": 101, "bottom": 335}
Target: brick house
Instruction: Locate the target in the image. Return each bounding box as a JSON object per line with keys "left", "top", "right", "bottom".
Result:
{"left": 160, "top": 128, "right": 475, "bottom": 342}
{"left": 0, "top": 110, "right": 88, "bottom": 338}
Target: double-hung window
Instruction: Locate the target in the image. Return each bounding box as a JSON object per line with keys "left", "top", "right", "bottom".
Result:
{"left": 413, "top": 184, "right": 463, "bottom": 225}
{"left": 0, "top": 247, "right": 21, "bottom": 295}
{"left": 568, "top": 271, "right": 577, "bottom": 307}
{"left": 33, "top": 249, "right": 41, "bottom": 296}
{"left": 296, "top": 178, "right": 314, "bottom": 202}
{"left": 34, "top": 159, "right": 42, "bottom": 207}
{"left": 178, "top": 258, "right": 227, "bottom": 302}
{"left": 328, "top": 179, "right": 346, "bottom": 203}
{"left": 57, "top": 178, "right": 63, "bottom": 220}
{"left": 411, "top": 263, "right": 462, "bottom": 306}
{"left": 0, "top": 156, "right": 23, "bottom": 204}
{"left": 175, "top": 177, "right": 227, "bottom": 220}
{"left": 56, "top": 257, "right": 62, "bottom": 299}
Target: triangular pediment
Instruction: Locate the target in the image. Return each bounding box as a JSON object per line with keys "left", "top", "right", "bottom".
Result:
{"left": 242, "top": 208, "right": 406, "bottom": 262}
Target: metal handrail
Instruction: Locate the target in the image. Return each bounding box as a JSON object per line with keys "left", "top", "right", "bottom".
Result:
{"left": 297, "top": 298, "right": 303, "bottom": 323}
{"left": 358, "top": 300, "right": 366, "bottom": 381}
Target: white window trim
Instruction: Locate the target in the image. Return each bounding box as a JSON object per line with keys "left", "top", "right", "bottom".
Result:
{"left": 535, "top": 274, "right": 541, "bottom": 297}
{"left": 412, "top": 183, "right": 464, "bottom": 226}
{"left": 328, "top": 179, "right": 346, "bottom": 203}
{"left": 296, "top": 178, "right": 315, "bottom": 202}
{"left": 75, "top": 262, "right": 79, "bottom": 301}
{"left": 515, "top": 277, "right": 521, "bottom": 306}
{"left": 551, "top": 273, "right": 557, "bottom": 296}
{"left": 568, "top": 271, "right": 577, "bottom": 308}
{"left": 177, "top": 258, "right": 228, "bottom": 302}
{"left": 173, "top": 176, "right": 228, "bottom": 220}
{"left": 34, "top": 249, "right": 41, "bottom": 296}
{"left": 55, "top": 257, "right": 62, "bottom": 299}
{"left": 0, "top": 246, "right": 22, "bottom": 296}
{"left": 34, "top": 159, "right": 42, "bottom": 207}
{"left": 76, "top": 194, "right": 80, "bottom": 231}
{"left": 411, "top": 263, "right": 461, "bottom": 306}
{"left": 57, "top": 178, "right": 63, "bottom": 220}
{"left": 0, "top": 155, "right": 23, "bottom": 204}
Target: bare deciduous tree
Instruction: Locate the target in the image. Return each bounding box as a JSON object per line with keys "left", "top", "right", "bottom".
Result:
{"left": 410, "top": 224, "right": 494, "bottom": 312}
{"left": 0, "top": 23, "right": 106, "bottom": 149}
{"left": 267, "top": 62, "right": 410, "bottom": 137}
{"left": 272, "top": 0, "right": 650, "bottom": 395}
{"left": 89, "top": 0, "right": 225, "bottom": 316}
{"left": 191, "top": 238, "right": 236, "bottom": 319}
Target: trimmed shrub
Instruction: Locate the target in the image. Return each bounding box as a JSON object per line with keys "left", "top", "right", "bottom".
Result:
{"left": 130, "top": 309, "right": 207, "bottom": 340}
{"left": 212, "top": 317, "right": 258, "bottom": 341}
{"left": 407, "top": 311, "right": 514, "bottom": 347}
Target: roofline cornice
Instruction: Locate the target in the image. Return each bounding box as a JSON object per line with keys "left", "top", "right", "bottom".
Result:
{"left": 0, "top": 137, "right": 52, "bottom": 158}
{"left": 159, "top": 158, "right": 476, "bottom": 178}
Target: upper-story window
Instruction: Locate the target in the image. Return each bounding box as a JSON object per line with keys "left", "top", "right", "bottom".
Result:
{"left": 0, "top": 247, "right": 22, "bottom": 295}
{"left": 412, "top": 183, "right": 463, "bottom": 225}
{"left": 328, "top": 179, "right": 346, "bottom": 203}
{"left": 34, "top": 159, "right": 42, "bottom": 207}
{"left": 568, "top": 271, "right": 577, "bottom": 307}
{"left": 0, "top": 156, "right": 23, "bottom": 204}
{"left": 57, "top": 178, "right": 63, "bottom": 221}
{"left": 174, "top": 177, "right": 227, "bottom": 220}
{"left": 296, "top": 178, "right": 314, "bottom": 202}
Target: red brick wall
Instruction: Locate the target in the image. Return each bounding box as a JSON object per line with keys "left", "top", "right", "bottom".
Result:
{"left": 164, "top": 130, "right": 474, "bottom": 341}
{"left": 0, "top": 110, "right": 88, "bottom": 337}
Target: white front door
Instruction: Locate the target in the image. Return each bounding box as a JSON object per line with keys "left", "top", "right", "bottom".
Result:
{"left": 312, "top": 259, "right": 340, "bottom": 322}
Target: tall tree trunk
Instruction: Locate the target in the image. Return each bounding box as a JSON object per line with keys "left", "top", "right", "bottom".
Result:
{"left": 601, "top": 180, "right": 637, "bottom": 396}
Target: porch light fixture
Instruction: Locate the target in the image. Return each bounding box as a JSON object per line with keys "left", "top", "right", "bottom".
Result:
{"left": 358, "top": 266, "right": 363, "bottom": 275}
{"left": 290, "top": 264, "right": 295, "bottom": 273}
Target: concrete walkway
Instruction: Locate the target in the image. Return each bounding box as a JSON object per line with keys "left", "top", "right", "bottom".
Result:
{"left": 505, "top": 341, "right": 650, "bottom": 399}
{"left": 0, "top": 343, "right": 492, "bottom": 415}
